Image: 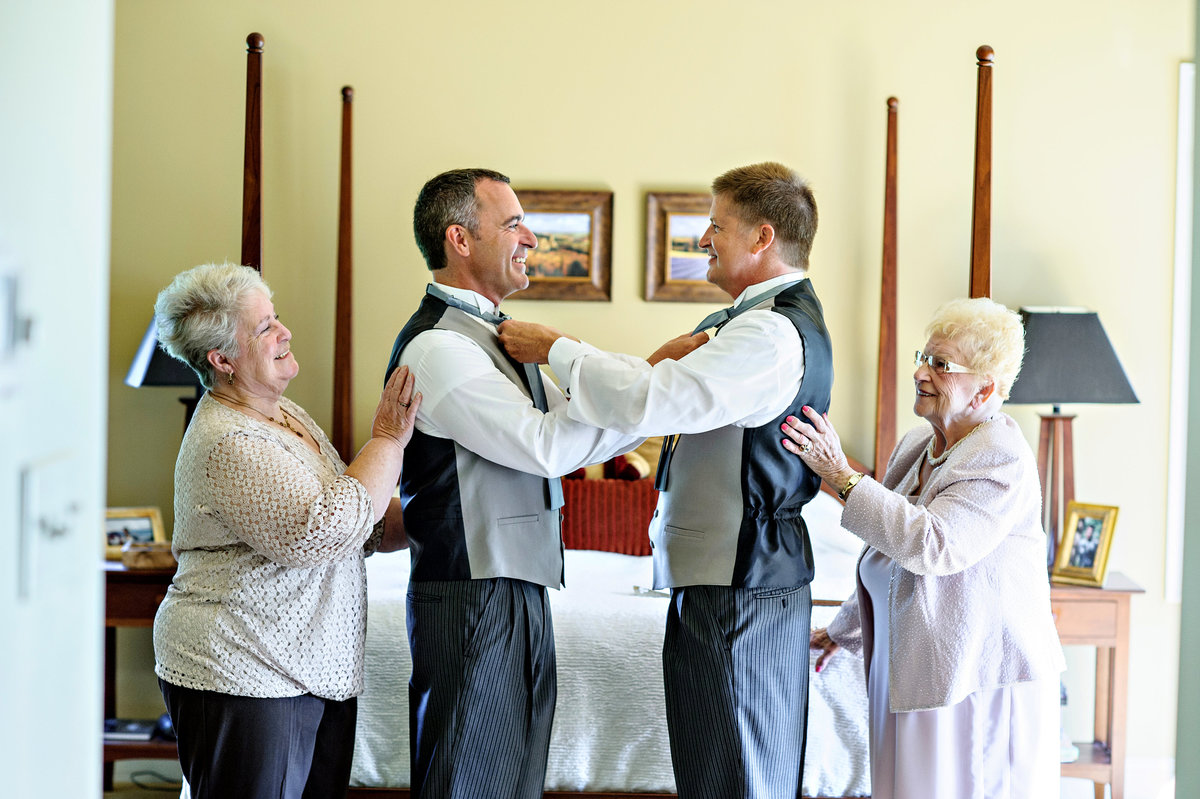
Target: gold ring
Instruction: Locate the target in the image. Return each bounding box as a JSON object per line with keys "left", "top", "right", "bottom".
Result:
{"left": 800, "top": 441, "right": 813, "bottom": 453}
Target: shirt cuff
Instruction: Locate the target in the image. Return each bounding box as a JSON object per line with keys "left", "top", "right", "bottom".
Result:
{"left": 547, "top": 337, "right": 596, "bottom": 388}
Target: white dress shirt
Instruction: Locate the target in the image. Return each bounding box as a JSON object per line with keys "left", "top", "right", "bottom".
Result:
{"left": 546, "top": 273, "right": 808, "bottom": 435}
{"left": 399, "top": 282, "right": 640, "bottom": 477}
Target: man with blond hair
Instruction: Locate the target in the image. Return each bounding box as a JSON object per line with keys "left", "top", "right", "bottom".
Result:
{"left": 500, "top": 162, "right": 834, "bottom": 798}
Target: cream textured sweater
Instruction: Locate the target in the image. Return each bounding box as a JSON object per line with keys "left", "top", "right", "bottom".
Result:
{"left": 154, "top": 393, "right": 381, "bottom": 701}
{"left": 826, "top": 413, "right": 1065, "bottom": 712}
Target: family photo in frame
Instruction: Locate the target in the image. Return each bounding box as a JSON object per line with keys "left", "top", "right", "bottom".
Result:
{"left": 105, "top": 506, "right": 167, "bottom": 561}
{"left": 1051, "top": 501, "right": 1119, "bottom": 587}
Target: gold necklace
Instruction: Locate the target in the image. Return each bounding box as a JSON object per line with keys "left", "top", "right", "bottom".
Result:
{"left": 212, "top": 392, "right": 303, "bottom": 438}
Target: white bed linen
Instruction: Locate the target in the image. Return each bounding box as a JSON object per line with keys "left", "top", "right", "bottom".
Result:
{"left": 351, "top": 490, "right": 869, "bottom": 796}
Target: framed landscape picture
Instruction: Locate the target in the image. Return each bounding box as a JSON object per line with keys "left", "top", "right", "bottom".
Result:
{"left": 513, "top": 189, "right": 612, "bottom": 301}
{"left": 644, "top": 191, "right": 726, "bottom": 302}
{"left": 1051, "top": 501, "right": 1119, "bottom": 587}
{"left": 105, "top": 506, "right": 167, "bottom": 561}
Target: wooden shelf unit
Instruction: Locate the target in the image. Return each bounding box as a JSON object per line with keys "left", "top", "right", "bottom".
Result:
{"left": 103, "top": 562, "right": 177, "bottom": 790}
{"left": 1049, "top": 571, "right": 1142, "bottom": 799}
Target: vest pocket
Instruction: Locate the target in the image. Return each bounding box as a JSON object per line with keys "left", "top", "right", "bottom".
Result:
{"left": 497, "top": 514, "right": 540, "bottom": 526}
{"left": 663, "top": 524, "right": 706, "bottom": 541}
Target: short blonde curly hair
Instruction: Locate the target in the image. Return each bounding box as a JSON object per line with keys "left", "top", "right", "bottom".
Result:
{"left": 926, "top": 297, "right": 1024, "bottom": 400}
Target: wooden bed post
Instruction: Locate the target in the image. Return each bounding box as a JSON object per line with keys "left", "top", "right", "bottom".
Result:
{"left": 874, "top": 97, "right": 899, "bottom": 478}
{"left": 242, "top": 32, "right": 264, "bottom": 272}
{"left": 969, "top": 45, "right": 993, "bottom": 299}
{"left": 333, "top": 86, "right": 355, "bottom": 462}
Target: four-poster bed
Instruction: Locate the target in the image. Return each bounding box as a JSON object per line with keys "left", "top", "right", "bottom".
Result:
{"left": 229, "top": 33, "right": 998, "bottom": 799}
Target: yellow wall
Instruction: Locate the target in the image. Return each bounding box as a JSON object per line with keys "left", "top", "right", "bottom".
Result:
{"left": 108, "top": 0, "right": 1192, "bottom": 762}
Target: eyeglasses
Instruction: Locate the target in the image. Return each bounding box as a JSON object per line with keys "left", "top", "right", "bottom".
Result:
{"left": 914, "top": 350, "right": 976, "bottom": 375}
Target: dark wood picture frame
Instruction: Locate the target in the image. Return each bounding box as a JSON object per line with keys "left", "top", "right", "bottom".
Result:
{"left": 644, "top": 191, "right": 725, "bottom": 303}
{"left": 1051, "top": 501, "right": 1119, "bottom": 587}
{"left": 513, "top": 189, "right": 612, "bottom": 301}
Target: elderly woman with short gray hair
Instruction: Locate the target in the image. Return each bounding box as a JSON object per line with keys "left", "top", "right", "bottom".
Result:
{"left": 151, "top": 262, "right": 420, "bottom": 799}
{"left": 783, "top": 297, "right": 1065, "bottom": 799}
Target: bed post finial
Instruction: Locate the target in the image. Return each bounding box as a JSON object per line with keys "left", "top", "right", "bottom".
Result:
{"left": 246, "top": 32, "right": 264, "bottom": 54}
{"left": 969, "top": 44, "right": 993, "bottom": 299}
{"left": 342, "top": 86, "right": 354, "bottom": 103}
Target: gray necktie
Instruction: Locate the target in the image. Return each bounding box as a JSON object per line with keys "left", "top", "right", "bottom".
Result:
{"left": 691, "top": 307, "right": 732, "bottom": 335}
{"left": 426, "top": 285, "right": 564, "bottom": 510}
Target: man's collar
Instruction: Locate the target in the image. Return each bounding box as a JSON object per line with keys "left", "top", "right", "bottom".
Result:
{"left": 430, "top": 280, "right": 500, "bottom": 316}
{"left": 730, "top": 271, "right": 807, "bottom": 308}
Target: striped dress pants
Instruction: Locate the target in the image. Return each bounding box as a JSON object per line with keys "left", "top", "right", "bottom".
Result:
{"left": 406, "top": 577, "right": 556, "bottom": 799}
{"left": 663, "top": 583, "right": 812, "bottom": 799}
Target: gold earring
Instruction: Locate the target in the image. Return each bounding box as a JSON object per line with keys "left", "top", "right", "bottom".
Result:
{"left": 227, "top": 372, "right": 235, "bottom": 385}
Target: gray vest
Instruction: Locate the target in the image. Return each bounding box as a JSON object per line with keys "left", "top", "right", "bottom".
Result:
{"left": 385, "top": 295, "right": 563, "bottom": 587}
{"left": 649, "top": 279, "right": 833, "bottom": 589}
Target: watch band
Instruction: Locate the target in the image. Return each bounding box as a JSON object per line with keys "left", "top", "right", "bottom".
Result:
{"left": 838, "top": 472, "right": 864, "bottom": 500}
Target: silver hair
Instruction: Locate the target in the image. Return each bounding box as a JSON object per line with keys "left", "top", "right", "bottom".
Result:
{"left": 153, "top": 262, "right": 272, "bottom": 389}
{"left": 926, "top": 296, "right": 1025, "bottom": 400}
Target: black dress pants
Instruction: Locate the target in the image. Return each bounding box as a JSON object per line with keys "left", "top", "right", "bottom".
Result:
{"left": 159, "top": 678, "right": 357, "bottom": 799}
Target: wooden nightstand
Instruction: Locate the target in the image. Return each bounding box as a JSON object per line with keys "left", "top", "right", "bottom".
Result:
{"left": 103, "top": 562, "right": 177, "bottom": 790}
{"left": 1050, "top": 571, "right": 1143, "bottom": 799}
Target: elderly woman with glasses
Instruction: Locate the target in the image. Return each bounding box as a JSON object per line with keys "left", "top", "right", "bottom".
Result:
{"left": 782, "top": 297, "right": 1065, "bottom": 799}
{"left": 151, "top": 262, "right": 420, "bottom": 799}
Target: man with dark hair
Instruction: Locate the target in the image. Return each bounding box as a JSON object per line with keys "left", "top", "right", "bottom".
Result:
{"left": 500, "top": 161, "right": 833, "bottom": 799}
{"left": 384, "top": 168, "right": 645, "bottom": 799}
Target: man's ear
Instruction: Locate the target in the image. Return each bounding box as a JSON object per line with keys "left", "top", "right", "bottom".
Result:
{"left": 446, "top": 224, "right": 471, "bottom": 258}
{"left": 750, "top": 223, "right": 776, "bottom": 256}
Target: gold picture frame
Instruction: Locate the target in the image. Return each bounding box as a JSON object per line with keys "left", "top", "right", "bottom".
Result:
{"left": 644, "top": 191, "right": 727, "bottom": 303}
{"left": 1051, "top": 501, "right": 1118, "bottom": 587}
{"left": 513, "top": 189, "right": 612, "bottom": 301}
{"left": 105, "top": 506, "right": 167, "bottom": 561}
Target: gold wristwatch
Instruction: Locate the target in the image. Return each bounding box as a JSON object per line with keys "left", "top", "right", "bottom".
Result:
{"left": 838, "top": 472, "right": 864, "bottom": 500}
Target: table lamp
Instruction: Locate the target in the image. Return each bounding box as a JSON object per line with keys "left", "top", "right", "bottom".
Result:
{"left": 1006, "top": 307, "right": 1138, "bottom": 569}
{"left": 125, "top": 316, "right": 203, "bottom": 435}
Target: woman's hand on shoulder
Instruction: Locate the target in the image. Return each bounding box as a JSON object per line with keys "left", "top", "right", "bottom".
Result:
{"left": 374, "top": 365, "right": 421, "bottom": 451}
{"left": 782, "top": 406, "right": 856, "bottom": 490}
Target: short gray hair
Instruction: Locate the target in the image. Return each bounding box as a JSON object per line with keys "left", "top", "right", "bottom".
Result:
{"left": 926, "top": 297, "right": 1025, "bottom": 399}
{"left": 153, "top": 262, "right": 271, "bottom": 389}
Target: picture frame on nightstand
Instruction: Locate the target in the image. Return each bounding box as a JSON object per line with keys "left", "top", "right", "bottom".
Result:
{"left": 1051, "top": 501, "right": 1118, "bottom": 587}
{"left": 104, "top": 506, "right": 166, "bottom": 561}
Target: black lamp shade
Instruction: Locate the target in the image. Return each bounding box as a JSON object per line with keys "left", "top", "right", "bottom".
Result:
{"left": 1007, "top": 308, "right": 1138, "bottom": 406}
{"left": 125, "top": 316, "right": 202, "bottom": 389}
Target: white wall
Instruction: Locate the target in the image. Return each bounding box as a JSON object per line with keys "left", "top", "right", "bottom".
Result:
{"left": 0, "top": 0, "right": 114, "bottom": 795}
{"left": 1174, "top": 3, "right": 1200, "bottom": 793}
